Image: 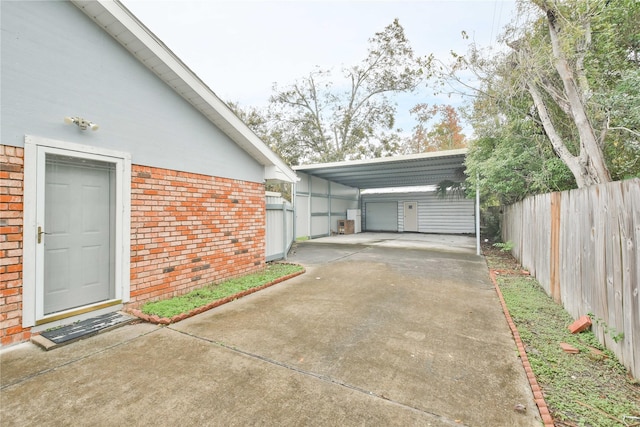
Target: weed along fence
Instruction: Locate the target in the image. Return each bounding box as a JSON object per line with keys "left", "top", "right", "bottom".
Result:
{"left": 265, "top": 192, "right": 294, "bottom": 261}
{"left": 502, "top": 178, "right": 640, "bottom": 378}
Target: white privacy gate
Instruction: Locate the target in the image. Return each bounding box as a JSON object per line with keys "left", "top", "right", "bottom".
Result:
{"left": 265, "top": 192, "right": 294, "bottom": 261}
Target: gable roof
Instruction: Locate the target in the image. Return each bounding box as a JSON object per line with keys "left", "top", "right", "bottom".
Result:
{"left": 294, "top": 149, "right": 467, "bottom": 189}
{"left": 71, "top": 0, "right": 296, "bottom": 183}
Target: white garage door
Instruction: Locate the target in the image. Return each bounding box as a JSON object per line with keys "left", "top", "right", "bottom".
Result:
{"left": 365, "top": 202, "right": 398, "bottom": 231}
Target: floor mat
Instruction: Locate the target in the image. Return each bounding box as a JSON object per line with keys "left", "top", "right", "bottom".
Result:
{"left": 38, "top": 312, "right": 135, "bottom": 348}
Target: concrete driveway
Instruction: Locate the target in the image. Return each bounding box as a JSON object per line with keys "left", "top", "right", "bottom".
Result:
{"left": 1, "top": 233, "right": 540, "bottom": 426}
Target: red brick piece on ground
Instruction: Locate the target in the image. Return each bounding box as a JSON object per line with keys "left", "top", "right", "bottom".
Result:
{"left": 588, "top": 346, "right": 608, "bottom": 359}
{"left": 560, "top": 342, "right": 580, "bottom": 354}
{"left": 568, "top": 315, "right": 592, "bottom": 334}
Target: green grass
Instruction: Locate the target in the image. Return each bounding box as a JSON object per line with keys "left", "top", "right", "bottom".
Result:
{"left": 141, "top": 263, "right": 304, "bottom": 318}
{"left": 485, "top": 247, "right": 640, "bottom": 427}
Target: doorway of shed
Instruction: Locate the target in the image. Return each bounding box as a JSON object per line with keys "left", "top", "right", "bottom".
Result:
{"left": 403, "top": 201, "right": 418, "bottom": 232}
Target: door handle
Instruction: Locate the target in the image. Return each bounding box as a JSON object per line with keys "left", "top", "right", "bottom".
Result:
{"left": 37, "top": 226, "right": 49, "bottom": 244}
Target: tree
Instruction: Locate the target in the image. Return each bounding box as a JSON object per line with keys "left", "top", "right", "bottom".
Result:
{"left": 601, "top": 69, "right": 640, "bottom": 179}
{"left": 227, "top": 101, "right": 302, "bottom": 166}
{"left": 267, "top": 19, "right": 424, "bottom": 164}
{"left": 403, "top": 104, "right": 466, "bottom": 154}
{"left": 506, "top": 0, "right": 613, "bottom": 187}
{"left": 443, "top": 0, "right": 640, "bottom": 202}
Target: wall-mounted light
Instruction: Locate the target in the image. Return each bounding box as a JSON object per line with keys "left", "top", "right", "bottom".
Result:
{"left": 64, "top": 116, "right": 99, "bottom": 131}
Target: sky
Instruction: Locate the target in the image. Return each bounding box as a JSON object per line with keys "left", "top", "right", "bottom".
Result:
{"left": 122, "top": 0, "right": 518, "bottom": 135}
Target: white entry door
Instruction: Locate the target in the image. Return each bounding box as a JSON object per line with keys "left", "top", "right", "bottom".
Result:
{"left": 403, "top": 201, "right": 418, "bottom": 232}
{"left": 38, "top": 152, "right": 115, "bottom": 316}
{"left": 22, "top": 137, "right": 131, "bottom": 328}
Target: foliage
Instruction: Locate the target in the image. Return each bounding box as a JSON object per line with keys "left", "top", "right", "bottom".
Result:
{"left": 492, "top": 240, "right": 513, "bottom": 252}
{"left": 465, "top": 117, "right": 576, "bottom": 204}
{"left": 402, "top": 104, "right": 467, "bottom": 154}
{"left": 599, "top": 68, "right": 640, "bottom": 180}
{"left": 434, "top": 179, "right": 465, "bottom": 199}
{"left": 438, "top": 0, "right": 640, "bottom": 203}
{"left": 484, "top": 247, "right": 640, "bottom": 426}
{"left": 480, "top": 205, "right": 503, "bottom": 243}
{"left": 141, "top": 263, "right": 303, "bottom": 318}
{"left": 588, "top": 313, "right": 625, "bottom": 344}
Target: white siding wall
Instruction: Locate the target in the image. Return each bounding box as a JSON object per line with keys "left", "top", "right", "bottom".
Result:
{"left": 1, "top": 1, "right": 263, "bottom": 183}
{"left": 362, "top": 191, "right": 475, "bottom": 234}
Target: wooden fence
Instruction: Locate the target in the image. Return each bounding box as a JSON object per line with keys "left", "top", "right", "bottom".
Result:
{"left": 502, "top": 178, "right": 640, "bottom": 378}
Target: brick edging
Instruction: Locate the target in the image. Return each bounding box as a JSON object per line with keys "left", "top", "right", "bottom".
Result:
{"left": 129, "top": 267, "right": 306, "bottom": 325}
{"left": 489, "top": 269, "right": 554, "bottom": 427}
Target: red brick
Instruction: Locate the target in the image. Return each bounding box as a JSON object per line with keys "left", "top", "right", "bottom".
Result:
{"left": 560, "top": 342, "right": 580, "bottom": 354}
{"left": 5, "top": 325, "right": 24, "bottom": 336}
{"left": 4, "top": 264, "right": 22, "bottom": 274}
{"left": 568, "top": 315, "right": 592, "bottom": 334}
{"left": 588, "top": 346, "right": 607, "bottom": 358}
{"left": 1, "top": 288, "right": 20, "bottom": 297}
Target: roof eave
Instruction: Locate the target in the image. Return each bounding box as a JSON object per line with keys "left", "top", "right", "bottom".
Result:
{"left": 293, "top": 149, "right": 467, "bottom": 172}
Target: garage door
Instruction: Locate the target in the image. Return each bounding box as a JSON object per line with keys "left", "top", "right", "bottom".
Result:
{"left": 365, "top": 202, "right": 398, "bottom": 231}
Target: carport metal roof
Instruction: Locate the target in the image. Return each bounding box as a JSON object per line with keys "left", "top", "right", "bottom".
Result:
{"left": 292, "top": 149, "right": 467, "bottom": 190}
{"left": 293, "top": 148, "right": 480, "bottom": 255}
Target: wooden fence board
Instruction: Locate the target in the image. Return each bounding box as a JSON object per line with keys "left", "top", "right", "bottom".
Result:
{"left": 606, "top": 183, "right": 623, "bottom": 351}
{"left": 537, "top": 194, "right": 551, "bottom": 293}
{"left": 603, "top": 184, "right": 617, "bottom": 349}
{"left": 622, "top": 180, "right": 640, "bottom": 376}
{"left": 580, "top": 187, "right": 594, "bottom": 320}
{"left": 589, "top": 184, "right": 606, "bottom": 345}
{"left": 550, "top": 192, "right": 561, "bottom": 303}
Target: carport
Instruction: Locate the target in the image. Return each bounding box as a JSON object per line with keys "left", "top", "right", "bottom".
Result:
{"left": 292, "top": 149, "right": 481, "bottom": 254}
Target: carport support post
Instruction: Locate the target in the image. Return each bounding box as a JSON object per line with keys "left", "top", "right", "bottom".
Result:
{"left": 292, "top": 182, "right": 297, "bottom": 243}
{"left": 475, "top": 177, "right": 481, "bottom": 256}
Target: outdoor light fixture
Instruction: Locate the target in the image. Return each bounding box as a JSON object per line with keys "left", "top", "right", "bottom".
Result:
{"left": 64, "top": 116, "right": 99, "bottom": 131}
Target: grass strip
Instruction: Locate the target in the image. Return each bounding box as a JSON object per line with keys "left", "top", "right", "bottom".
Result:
{"left": 141, "top": 263, "right": 304, "bottom": 319}
{"left": 497, "top": 274, "right": 639, "bottom": 426}
{"left": 484, "top": 245, "right": 640, "bottom": 427}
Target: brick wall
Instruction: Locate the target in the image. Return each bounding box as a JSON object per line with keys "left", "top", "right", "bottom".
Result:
{"left": 129, "top": 165, "right": 266, "bottom": 307}
{"left": 0, "top": 145, "right": 29, "bottom": 346}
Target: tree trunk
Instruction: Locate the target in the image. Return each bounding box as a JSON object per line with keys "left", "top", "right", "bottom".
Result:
{"left": 542, "top": 6, "right": 612, "bottom": 186}
{"left": 527, "top": 83, "right": 588, "bottom": 187}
